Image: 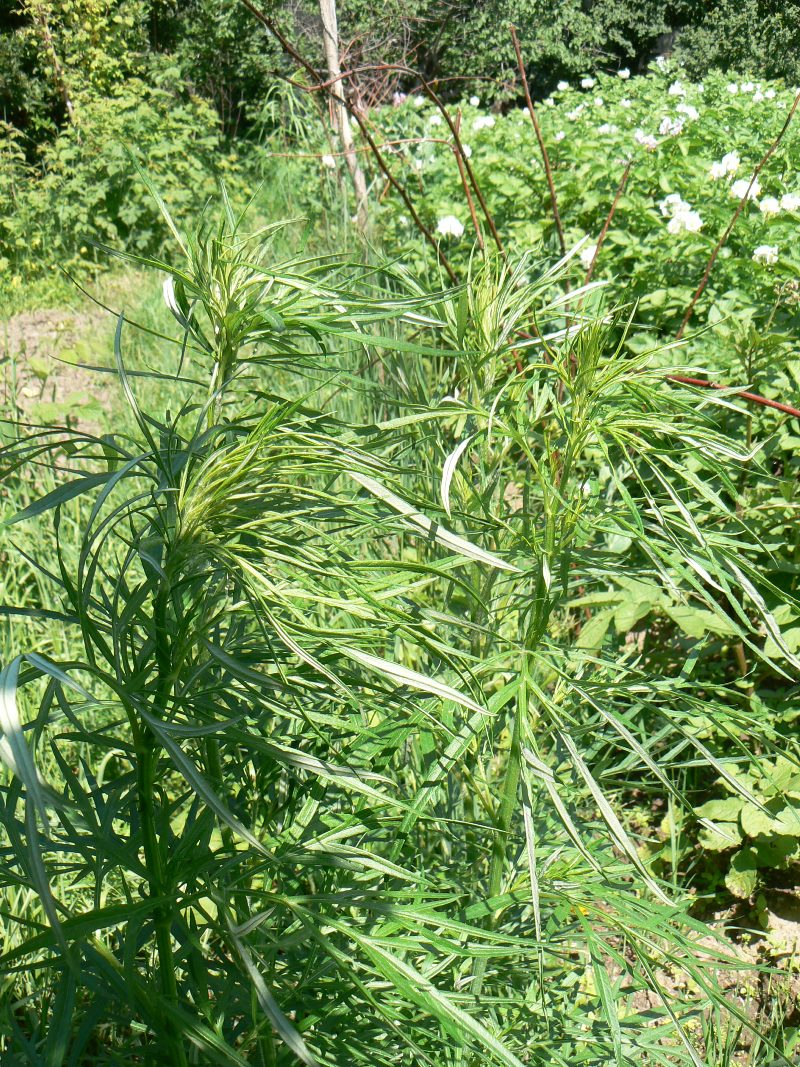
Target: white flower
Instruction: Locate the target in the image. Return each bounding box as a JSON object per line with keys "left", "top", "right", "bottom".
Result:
{"left": 618, "top": 67, "right": 630, "bottom": 79}
{"left": 321, "top": 153, "right": 337, "bottom": 169}
{"left": 752, "top": 244, "right": 778, "bottom": 265}
{"left": 731, "top": 178, "right": 760, "bottom": 200}
{"left": 598, "top": 123, "right": 618, "bottom": 134}
{"left": 460, "top": 143, "right": 472, "bottom": 158}
{"left": 759, "top": 196, "right": 781, "bottom": 216}
{"left": 620, "top": 98, "right": 632, "bottom": 108}
{"left": 660, "top": 193, "right": 690, "bottom": 217}
{"left": 544, "top": 97, "right": 555, "bottom": 106}
{"left": 554, "top": 130, "right": 566, "bottom": 142}
{"left": 741, "top": 81, "right": 755, "bottom": 93}
{"left": 676, "top": 103, "right": 699, "bottom": 120}
{"left": 682, "top": 210, "right": 704, "bottom": 232}
{"left": 634, "top": 128, "right": 658, "bottom": 150}
{"left": 428, "top": 113, "right": 442, "bottom": 126}
{"left": 437, "top": 215, "right": 464, "bottom": 238}
{"left": 581, "top": 76, "right": 595, "bottom": 89}
{"left": 392, "top": 91, "right": 407, "bottom": 106}
{"left": 557, "top": 80, "right": 570, "bottom": 91}
{"left": 753, "top": 91, "right": 765, "bottom": 103}
{"left": 656, "top": 55, "right": 667, "bottom": 69}
{"left": 469, "top": 95, "right": 480, "bottom": 106}
{"left": 472, "top": 115, "right": 495, "bottom": 131}
{"left": 579, "top": 242, "right": 597, "bottom": 270}
{"left": 414, "top": 158, "right": 424, "bottom": 171}
{"left": 765, "top": 88, "right": 776, "bottom": 100}
{"left": 413, "top": 95, "right": 425, "bottom": 107}
{"left": 668, "top": 80, "right": 686, "bottom": 96}
{"left": 567, "top": 106, "right": 584, "bottom": 121}
{"left": 727, "top": 83, "right": 739, "bottom": 94}
{"left": 780, "top": 193, "right": 800, "bottom": 211}
{"left": 659, "top": 116, "right": 684, "bottom": 136}
{"left": 707, "top": 150, "right": 740, "bottom": 181}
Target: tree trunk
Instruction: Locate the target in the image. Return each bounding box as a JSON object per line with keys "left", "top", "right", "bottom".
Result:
{"left": 319, "top": 0, "right": 368, "bottom": 229}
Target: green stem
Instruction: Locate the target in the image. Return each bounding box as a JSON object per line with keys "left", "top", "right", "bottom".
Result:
{"left": 205, "top": 736, "right": 235, "bottom": 853}
{"left": 135, "top": 583, "right": 188, "bottom": 1066}
{"left": 471, "top": 672, "right": 526, "bottom": 996}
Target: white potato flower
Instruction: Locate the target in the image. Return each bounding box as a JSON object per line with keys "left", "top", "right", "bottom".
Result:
{"left": 567, "top": 106, "right": 584, "bottom": 121}
{"left": 413, "top": 95, "right": 425, "bottom": 107}
{"left": 581, "top": 77, "right": 595, "bottom": 89}
{"left": 765, "top": 88, "right": 776, "bottom": 100}
{"left": 753, "top": 91, "right": 765, "bottom": 103}
{"left": 676, "top": 103, "right": 699, "bottom": 120}
{"left": 730, "top": 178, "right": 760, "bottom": 200}
{"left": 727, "top": 83, "right": 739, "bottom": 94}
{"left": 708, "top": 150, "right": 740, "bottom": 181}
{"left": 682, "top": 210, "right": 704, "bottom": 232}
{"left": 428, "top": 113, "right": 442, "bottom": 126}
{"left": 554, "top": 130, "right": 566, "bottom": 142}
{"left": 557, "top": 80, "right": 570, "bottom": 91}
{"left": 741, "top": 81, "right": 755, "bottom": 92}
{"left": 469, "top": 95, "right": 480, "bottom": 106}
{"left": 759, "top": 196, "right": 781, "bottom": 216}
{"left": 321, "top": 153, "right": 337, "bottom": 169}
{"left": 472, "top": 115, "right": 495, "bottom": 131}
{"left": 658, "top": 116, "right": 684, "bottom": 136}
{"left": 594, "top": 96, "right": 604, "bottom": 107}
{"left": 620, "top": 98, "right": 632, "bottom": 108}
{"left": 598, "top": 123, "right": 619, "bottom": 134}
{"left": 660, "top": 193, "right": 690, "bottom": 217}
{"left": 618, "top": 67, "right": 630, "bottom": 79}
{"left": 668, "top": 80, "right": 685, "bottom": 96}
{"left": 752, "top": 244, "right": 778, "bottom": 265}
{"left": 780, "top": 193, "right": 800, "bottom": 211}
{"left": 460, "top": 143, "right": 472, "bottom": 158}
{"left": 437, "top": 215, "right": 465, "bottom": 238}
{"left": 634, "top": 128, "right": 658, "bottom": 150}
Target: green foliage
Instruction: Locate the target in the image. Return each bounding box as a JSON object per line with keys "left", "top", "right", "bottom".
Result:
{"left": 676, "top": 0, "right": 800, "bottom": 86}
{"left": 149, "top": 0, "right": 285, "bottom": 136}
{"left": 372, "top": 66, "right": 800, "bottom": 381}
{"left": 0, "top": 76, "right": 244, "bottom": 280}
{"left": 2, "top": 190, "right": 800, "bottom": 1061}
{"left": 411, "top": 0, "right": 685, "bottom": 98}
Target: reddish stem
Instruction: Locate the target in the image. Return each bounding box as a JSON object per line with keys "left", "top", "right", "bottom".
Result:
{"left": 453, "top": 111, "right": 484, "bottom": 250}
{"left": 510, "top": 25, "right": 566, "bottom": 260}
{"left": 582, "top": 160, "right": 633, "bottom": 287}
{"left": 666, "top": 375, "right": 800, "bottom": 419}
{"left": 677, "top": 91, "right": 800, "bottom": 338}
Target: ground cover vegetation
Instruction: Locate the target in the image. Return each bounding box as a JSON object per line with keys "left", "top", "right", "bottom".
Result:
{"left": 2, "top": 1, "right": 800, "bottom": 1064}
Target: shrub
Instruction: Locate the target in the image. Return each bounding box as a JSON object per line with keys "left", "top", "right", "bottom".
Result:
{"left": 0, "top": 75, "right": 244, "bottom": 279}
{"left": 675, "top": 0, "right": 800, "bottom": 85}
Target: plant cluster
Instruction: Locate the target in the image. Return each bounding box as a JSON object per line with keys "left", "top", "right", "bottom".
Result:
{"left": 1, "top": 181, "right": 800, "bottom": 1062}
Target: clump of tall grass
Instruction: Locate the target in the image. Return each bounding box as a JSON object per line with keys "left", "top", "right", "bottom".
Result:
{"left": 1, "top": 197, "right": 797, "bottom": 1064}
